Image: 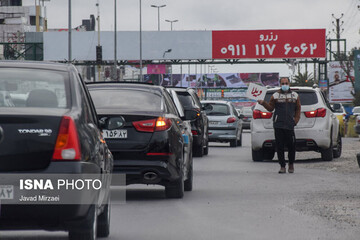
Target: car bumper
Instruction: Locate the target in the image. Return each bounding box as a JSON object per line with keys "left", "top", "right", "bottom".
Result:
{"left": 242, "top": 122, "right": 251, "bottom": 129}
{"left": 354, "top": 124, "right": 360, "bottom": 134}
{"left": 112, "top": 159, "right": 180, "bottom": 185}
{"left": 208, "top": 128, "right": 237, "bottom": 142}
{"left": 251, "top": 128, "right": 331, "bottom": 151}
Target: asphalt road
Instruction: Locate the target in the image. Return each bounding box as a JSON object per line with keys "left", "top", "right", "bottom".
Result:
{"left": 1, "top": 132, "right": 360, "bottom": 240}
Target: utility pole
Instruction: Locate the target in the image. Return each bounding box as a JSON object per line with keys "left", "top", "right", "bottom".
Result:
{"left": 332, "top": 13, "right": 344, "bottom": 59}
{"left": 96, "top": 0, "right": 101, "bottom": 81}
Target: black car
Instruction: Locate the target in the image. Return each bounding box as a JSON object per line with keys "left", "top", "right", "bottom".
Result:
{"left": 87, "top": 82, "right": 196, "bottom": 198}
{"left": 0, "top": 61, "right": 113, "bottom": 240}
{"left": 168, "top": 88, "right": 209, "bottom": 157}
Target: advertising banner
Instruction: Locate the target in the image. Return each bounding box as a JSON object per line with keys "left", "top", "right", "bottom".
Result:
{"left": 143, "top": 72, "right": 279, "bottom": 88}
{"left": 147, "top": 64, "right": 166, "bottom": 74}
{"left": 212, "top": 29, "right": 326, "bottom": 59}
{"left": 328, "top": 61, "right": 354, "bottom": 103}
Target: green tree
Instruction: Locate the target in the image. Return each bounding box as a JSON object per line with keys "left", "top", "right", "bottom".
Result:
{"left": 291, "top": 71, "right": 315, "bottom": 87}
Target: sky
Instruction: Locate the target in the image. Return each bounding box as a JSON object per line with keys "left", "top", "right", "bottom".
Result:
{"left": 25, "top": 0, "right": 360, "bottom": 77}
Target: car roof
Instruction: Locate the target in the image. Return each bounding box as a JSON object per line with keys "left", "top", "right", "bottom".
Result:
{"left": 266, "top": 86, "right": 320, "bottom": 93}
{"left": 0, "top": 60, "right": 73, "bottom": 72}
{"left": 86, "top": 82, "right": 164, "bottom": 93}
{"left": 201, "top": 100, "right": 231, "bottom": 105}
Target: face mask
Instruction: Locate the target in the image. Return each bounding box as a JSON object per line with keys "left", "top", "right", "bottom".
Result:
{"left": 281, "top": 85, "right": 289, "bottom": 91}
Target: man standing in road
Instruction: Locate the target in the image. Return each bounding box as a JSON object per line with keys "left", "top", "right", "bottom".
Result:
{"left": 257, "top": 77, "right": 301, "bottom": 173}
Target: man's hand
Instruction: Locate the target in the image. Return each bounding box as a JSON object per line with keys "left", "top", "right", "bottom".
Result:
{"left": 258, "top": 100, "right": 264, "bottom": 105}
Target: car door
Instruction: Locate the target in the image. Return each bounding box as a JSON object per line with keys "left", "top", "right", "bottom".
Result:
{"left": 77, "top": 73, "right": 111, "bottom": 205}
{"left": 320, "top": 90, "right": 339, "bottom": 143}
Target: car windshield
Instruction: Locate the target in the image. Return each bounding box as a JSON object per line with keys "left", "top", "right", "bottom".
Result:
{"left": 0, "top": 68, "right": 69, "bottom": 108}
{"left": 353, "top": 107, "right": 360, "bottom": 114}
{"left": 243, "top": 108, "right": 253, "bottom": 115}
{"left": 264, "top": 90, "right": 318, "bottom": 105}
{"left": 204, "top": 103, "right": 230, "bottom": 116}
{"left": 175, "top": 92, "right": 194, "bottom": 110}
{"left": 89, "top": 89, "right": 163, "bottom": 111}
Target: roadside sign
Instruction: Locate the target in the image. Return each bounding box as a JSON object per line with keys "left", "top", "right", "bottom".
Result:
{"left": 246, "top": 83, "right": 267, "bottom": 101}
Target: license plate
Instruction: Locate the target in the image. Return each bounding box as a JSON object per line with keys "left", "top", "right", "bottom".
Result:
{"left": 0, "top": 185, "right": 14, "bottom": 199}
{"left": 210, "top": 121, "right": 220, "bottom": 125}
{"left": 102, "top": 129, "right": 127, "bottom": 139}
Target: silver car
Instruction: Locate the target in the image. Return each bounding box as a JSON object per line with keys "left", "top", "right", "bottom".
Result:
{"left": 201, "top": 100, "right": 243, "bottom": 147}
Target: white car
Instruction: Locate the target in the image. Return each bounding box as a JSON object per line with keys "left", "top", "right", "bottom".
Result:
{"left": 251, "top": 86, "right": 341, "bottom": 161}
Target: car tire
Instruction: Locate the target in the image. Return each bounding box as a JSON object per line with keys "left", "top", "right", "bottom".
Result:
{"left": 230, "top": 139, "right": 237, "bottom": 147}
{"left": 263, "top": 150, "right": 275, "bottom": 160}
{"left": 333, "top": 134, "right": 342, "bottom": 158}
{"left": 69, "top": 205, "right": 98, "bottom": 240}
{"left": 97, "top": 195, "right": 111, "bottom": 238}
{"left": 321, "top": 142, "right": 334, "bottom": 161}
{"left": 252, "top": 149, "right": 264, "bottom": 161}
{"left": 237, "top": 130, "right": 242, "bottom": 147}
{"left": 203, "top": 139, "right": 209, "bottom": 155}
{"left": 165, "top": 175, "right": 184, "bottom": 199}
{"left": 193, "top": 141, "right": 204, "bottom": 157}
{"left": 184, "top": 156, "right": 193, "bottom": 192}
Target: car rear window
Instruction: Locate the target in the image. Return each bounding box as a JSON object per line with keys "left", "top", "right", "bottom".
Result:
{"left": 264, "top": 90, "right": 318, "bottom": 106}
{"left": 89, "top": 89, "right": 162, "bottom": 112}
{"left": 176, "top": 92, "right": 195, "bottom": 110}
{"left": 0, "top": 68, "right": 69, "bottom": 108}
{"left": 204, "top": 103, "right": 230, "bottom": 116}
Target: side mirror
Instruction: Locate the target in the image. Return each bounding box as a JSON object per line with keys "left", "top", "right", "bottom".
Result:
{"left": 239, "top": 114, "right": 244, "bottom": 120}
{"left": 184, "top": 109, "right": 199, "bottom": 121}
{"left": 99, "top": 117, "right": 107, "bottom": 130}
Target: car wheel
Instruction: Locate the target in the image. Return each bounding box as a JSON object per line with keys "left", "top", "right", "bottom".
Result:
{"left": 193, "top": 141, "right": 204, "bottom": 157}
{"left": 321, "top": 142, "right": 333, "bottom": 161}
{"left": 252, "top": 149, "right": 264, "bottom": 161}
{"left": 333, "top": 134, "right": 342, "bottom": 158}
{"left": 97, "top": 195, "right": 111, "bottom": 238}
{"left": 69, "top": 205, "right": 98, "bottom": 240}
{"left": 230, "top": 139, "right": 237, "bottom": 147}
{"left": 237, "top": 130, "right": 242, "bottom": 147}
{"left": 184, "top": 155, "right": 193, "bottom": 192}
{"left": 263, "top": 150, "right": 275, "bottom": 160}
{"left": 203, "top": 139, "right": 209, "bottom": 155}
{"left": 165, "top": 175, "right": 184, "bottom": 198}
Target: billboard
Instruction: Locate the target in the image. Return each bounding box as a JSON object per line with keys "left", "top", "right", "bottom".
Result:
{"left": 143, "top": 72, "right": 279, "bottom": 88}
{"left": 44, "top": 29, "right": 326, "bottom": 61}
{"left": 212, "top": 29, "right": 326, "bottom": 59}
{"left": 328, "top": 61, "right": 354, "bottom": 103}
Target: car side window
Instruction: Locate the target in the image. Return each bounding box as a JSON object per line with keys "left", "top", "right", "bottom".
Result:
{"left": 320, "top": 91, "right": 332, "bottom": 111}
{"left": 189, "top": 90, "right": 202, "bottom": 108}
{"left": 75, "top": 72, "right": 97, "bottom": 125}
{"left": 163, "top": 90, "right": 179, "bottom": 116}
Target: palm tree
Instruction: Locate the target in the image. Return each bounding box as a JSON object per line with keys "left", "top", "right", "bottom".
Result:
{"left": 292, "top": 72, "right": 314, "bottom": 87}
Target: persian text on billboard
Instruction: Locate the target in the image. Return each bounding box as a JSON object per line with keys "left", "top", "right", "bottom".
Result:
{"left": 212, "top": 29, "right": 326, "bottom": 59}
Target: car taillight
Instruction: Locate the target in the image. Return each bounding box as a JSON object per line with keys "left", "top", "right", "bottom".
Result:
{"left": 133, "top": 117, "right": 172, "bottom": 132}
{"left": 253, "top": 109, "right": 273, "bottom": 119}
{"left": 227, "top": 117, "right": 236, "bottom": 123}
{"left": 52, "top": 116, "right": 81, "bottom": 161}
{"left": 155, "top": 117, "right": 172, "bottom": 131}
{"left": 304, "top": 108, "right": 326, "bottom": 118}
{"left": 191, "top": 130, "right": 198, "bottom": 135}
{"left": 133, "top": 119, "right": 156, "bottom": 132}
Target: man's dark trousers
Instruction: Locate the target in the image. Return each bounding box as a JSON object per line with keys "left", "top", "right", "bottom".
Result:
{"left": 274, "top": 128, "right": 296, "bottom": 168}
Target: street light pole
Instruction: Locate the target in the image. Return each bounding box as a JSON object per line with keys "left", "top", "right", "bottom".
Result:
{"left": 114, "top": 0, "right": 117, "bottom": 81}
{"left": 68, "top": 0, "right": 71, "bottom": 62}
{"left": 96, "top": 0, "right": 101, "bottom": 81}
{"left": 165, "top": 19, "right": 178, "bottom": 31}
{"left": 140, "top": 0, "right": 143, "bottom": 81}
{"left": 151, "top": 4, "right": 166, "bottom": 31}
